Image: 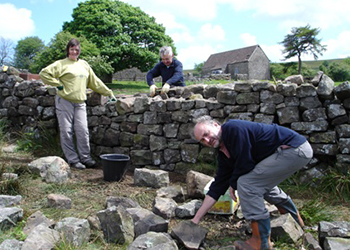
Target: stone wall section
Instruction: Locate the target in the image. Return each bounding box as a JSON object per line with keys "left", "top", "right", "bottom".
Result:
{"left": 1, "top": 67, "right": 350, "bottom": 182}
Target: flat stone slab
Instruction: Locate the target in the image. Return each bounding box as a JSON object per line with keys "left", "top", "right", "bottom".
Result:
{"left": 171, "top": 220, "right": 208, "bottom": 250}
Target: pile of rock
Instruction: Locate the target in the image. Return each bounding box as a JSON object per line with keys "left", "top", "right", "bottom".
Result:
{"left": 1, "top": 156, "right": 349, "bottom": 249}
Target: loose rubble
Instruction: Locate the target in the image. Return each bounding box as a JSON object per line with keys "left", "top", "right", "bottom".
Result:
{"left": 0, "top": 158, "right": 349, "bottom": 250}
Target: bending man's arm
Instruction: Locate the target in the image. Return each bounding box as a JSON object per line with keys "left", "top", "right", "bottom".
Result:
{"left": 146, "top": 63, "right": 161, "bottom": 86}
{"left": 191, "top": 195, "right": 217, "bottom": 224}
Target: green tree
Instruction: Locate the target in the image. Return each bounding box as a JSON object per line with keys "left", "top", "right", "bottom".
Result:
{"left": 31, "top": 31, "right": 113, "bottom": 80}
{"left": 194, "top": 62, "right": 205, "bottom": 76}
{"left": 62, "top": 0, "right": 175, "bottom": 73}
{"left": 13, "top": 36, "right": 45, "bottom": 70}
{"left": 344, "top": 57, "right": 350, "bottom": 66}
{"left": 0, "top": 36, "right": 14, "bottom": 66}
{"left": 84, "top": 54, "right": 114, "bottom": 82}
{"left": 328, "top": 62, "right": 350, "bottom": 81}
{"left": 280, "top": 24, "right": 327, "bottom": 75}
{"left": 319, "top": 60, "right": 330, "bottom": 75}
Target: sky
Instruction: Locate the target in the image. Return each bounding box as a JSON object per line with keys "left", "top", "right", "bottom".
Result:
{"left": 1, "top": 0, "right": 350, "bottom": 70}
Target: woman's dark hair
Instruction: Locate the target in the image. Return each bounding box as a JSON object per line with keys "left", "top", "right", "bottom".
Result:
{"left": 66, "top": 38, "right": 80, "bottom": 57}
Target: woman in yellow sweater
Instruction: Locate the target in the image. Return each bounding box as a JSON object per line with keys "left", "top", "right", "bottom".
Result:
{"left": 40, "top": 38, "right": 116, "bottom": 169}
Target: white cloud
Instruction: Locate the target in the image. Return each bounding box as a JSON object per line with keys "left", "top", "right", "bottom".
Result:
{"left": 217, "top": 0, "right": 304, "bottom": 14}
{"left": 198, "top": 24, "right": 225, "bottom": 41}
{"left": 260, "top": 44, "right": 284, "bottom": 62}
{"left": 121, "top": 0, "right": 218, "bottom": 22}
{"left": 171, "top": 32, "right": 195, "bottom": 44}
{"left": 219, "top": 0, "right": 350, "bottom": 31}
{"left": 177, "top": 45, "right": 218, "bottom": 69}
{"left": 239, "top": 33, "right": 257, "bottom": 46}
{"left": 150, "top": 12, "right": 186, "bottom": 31}
{"left": 0, "top": 4, "right": 35, "bottom": 41}
{"left": 323, "top": 31, "right": 350, "bottom": 59}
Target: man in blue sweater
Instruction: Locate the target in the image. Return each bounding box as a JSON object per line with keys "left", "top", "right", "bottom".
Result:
{"left": 146, "top": 46, "right": 185, "bottom": 97}
{"left": 191, "top": 116, "right": 313, "bottom": 250}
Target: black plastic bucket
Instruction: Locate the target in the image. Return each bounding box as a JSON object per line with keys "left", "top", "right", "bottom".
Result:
{"left": 100, "top": 154, "right": 130, "bottom": 182}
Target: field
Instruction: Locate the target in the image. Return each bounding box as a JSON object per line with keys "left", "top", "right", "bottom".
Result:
{"left": 184, "top": 58, "right": 347, "bottom": 73}
{"left": 301, "top": 58, "right": 345, "bottom": 71}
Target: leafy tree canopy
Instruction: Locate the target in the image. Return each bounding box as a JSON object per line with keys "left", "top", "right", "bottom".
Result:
{"left": 194, "top": 62, "right": 205, "bottom": 76}
{"left": 30, "top": 31, "right": 113, "bottom": 79}
{"left": 280, "top": 24, "right": 327, "bottom": 74}
{"left": 62, "top": 0, "right": 175, "bottom": 72}
{"left": 14, "top": 36, "right": 45, "bottom": 70}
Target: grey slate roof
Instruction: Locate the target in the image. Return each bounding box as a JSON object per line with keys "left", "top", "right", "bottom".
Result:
{"left": 203, "top": 45, "right": 260, "bottom": 70}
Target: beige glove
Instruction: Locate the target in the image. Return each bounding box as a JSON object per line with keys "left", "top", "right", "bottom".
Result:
{"left": 150, "top": 84, "right": 158, "bottom": 97}
{"left": 161, "top": 83, "right": 170, "bottom": 94}
{"left": 110, "top": 93, "right": 117, "bottom": 102}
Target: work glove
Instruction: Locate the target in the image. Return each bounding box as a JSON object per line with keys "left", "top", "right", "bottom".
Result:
{"left": 108, "top": 93, "right": 117, "bottom": 103}
{"left": 149, "top": 84, "right": 158, "bottom": 97}
{"left": 57, "top": 86, "right": 64, "bottom": 90}
{"left": 161, "top": 83, "right": 170, "bottom": 94}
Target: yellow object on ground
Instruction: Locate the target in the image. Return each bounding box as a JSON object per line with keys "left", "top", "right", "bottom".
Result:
{"left": 204, "top": 179, "right": 240, "bottom": 215}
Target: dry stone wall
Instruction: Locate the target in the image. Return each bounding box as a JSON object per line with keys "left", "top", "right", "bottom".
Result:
{"left": 1, "top": 67, "right": 350, "bottom": 184}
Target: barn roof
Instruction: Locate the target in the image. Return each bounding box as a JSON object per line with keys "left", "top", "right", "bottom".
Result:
{"left": 202, "top": 45, "right": 260, "bottom": 71}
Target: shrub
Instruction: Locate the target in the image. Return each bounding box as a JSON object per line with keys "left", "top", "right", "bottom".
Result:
{"left": 328, "top": 62, "right": 350, "bottom": 81}
{"left": 271, "top": 62, "right": 316, "bottom": 80}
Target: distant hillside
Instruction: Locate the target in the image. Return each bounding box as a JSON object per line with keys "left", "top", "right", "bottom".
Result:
{"left": 183, "top": 69, "right": 195, "bottom": 74}
{"left": 184, "top": 58, "right": 347, "bottom": 72}
{"left": 301, "top": 58, "right": 345, "bottom": 71}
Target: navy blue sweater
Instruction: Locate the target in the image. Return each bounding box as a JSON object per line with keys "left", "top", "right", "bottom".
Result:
{"left": 146, "top": 58, "right": 185, "bottom": 87}
{"left": 207, "top": 120, "right": 307, "bottom": 200}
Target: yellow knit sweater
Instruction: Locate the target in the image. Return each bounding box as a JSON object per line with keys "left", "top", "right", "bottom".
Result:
{"left": 39, "top": 58, "right": 113, "bottom": 103}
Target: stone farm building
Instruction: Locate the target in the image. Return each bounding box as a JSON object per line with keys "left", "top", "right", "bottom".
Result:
{"left": 202, "top": 45, "right": 270, "bottom": 80}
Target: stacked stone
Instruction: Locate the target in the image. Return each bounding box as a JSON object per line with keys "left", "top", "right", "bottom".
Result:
{"left": 88, "top": 76, "right": 349, "bottom": 182}
{"left": 0, "top": 66, "right": 57, "bottom": 137}
{"left": 1, "top": 66, "right": 350, "bottom": 182}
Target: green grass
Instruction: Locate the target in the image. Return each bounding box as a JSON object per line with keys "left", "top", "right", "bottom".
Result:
{"left": 15, "top": 123, "right": 63, "bottom": 157}
{"left": 0, "top": 221, "right": 27, "bottom": 242}
{"left": 106, "top": 81, "right": 159, "bottom": 95}
{"left": 320, "top": 169, "right": 350, "bottom": 202}
{"left": 107, "top": 79, "right": 235, "bottom": 96}
{"left": 300, "top": 199, "right": 334, "bottom": 225}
